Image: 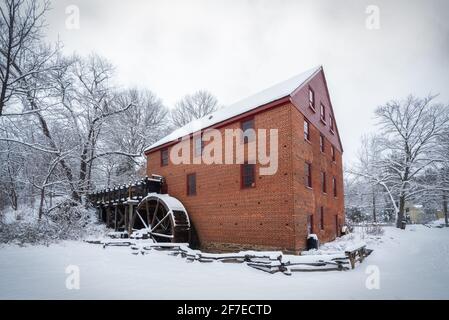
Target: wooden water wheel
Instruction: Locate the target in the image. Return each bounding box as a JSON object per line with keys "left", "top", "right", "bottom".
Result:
{"left": 133, "top": 193, "right": 191, "bottom": 243}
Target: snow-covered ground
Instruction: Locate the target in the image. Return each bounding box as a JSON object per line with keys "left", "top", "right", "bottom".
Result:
{"left": 0, "top": 225, "right": 448, "bottom": 299}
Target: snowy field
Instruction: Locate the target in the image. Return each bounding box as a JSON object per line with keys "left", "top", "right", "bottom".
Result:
{"left": 0, "top": 225, "right": 448, "bottom": 299}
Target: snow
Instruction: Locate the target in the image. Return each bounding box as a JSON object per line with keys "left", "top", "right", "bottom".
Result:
{"left": 1, "top": 225, "right": 448, "bottom": 299}
{"left": 307, "top": 234, "right": 318, "bottom": 240}
{"left": 144, "top": 66, "right": 322, "bottom": 152}
{"left": 141, "top": 193, "right": 187, "bottom": 212}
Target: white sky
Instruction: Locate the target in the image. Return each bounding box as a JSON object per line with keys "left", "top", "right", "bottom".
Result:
{"left": 44, "top": 0, "right": 449, "bottom": 165}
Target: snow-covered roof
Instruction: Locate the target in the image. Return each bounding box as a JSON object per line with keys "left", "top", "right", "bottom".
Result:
{"left": 145, "top": 66, "right": 322, "bottom": 152}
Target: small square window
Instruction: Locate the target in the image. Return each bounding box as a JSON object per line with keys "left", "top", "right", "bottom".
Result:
{"left": 161, "top": 148, "right": 169, "bottom": 166}
{"left": 241, "top": 163, "right": 255, "bottom": 188}
{"left": 304, "top": 162, "right": 312, "bottom": 188}
{"left": 333, "top": 177, "right": 337, "bottom": 197}
{"left": 304, "top": 120, "right": 310, "bottom": 141}
{"left": 187, "top": 173, "right": 196, "bottom": 196}
{"left": 320, "top": 207, "right": 325, "bottom": 230}
{"left": 307, "top": 214, "right": 314, "bottom": 234}
{"left": 320, "top": 134, "right": 325, "bottom": 153}
{"left": 321, "top": 171, "right": 327, "bottom": 193}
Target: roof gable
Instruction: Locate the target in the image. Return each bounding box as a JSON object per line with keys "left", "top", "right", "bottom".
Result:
{"left": 145, "top": 66, "right": 327, "bottom": 152}
{"left": 290, "top": 68, "right": 344, "bottom": 153}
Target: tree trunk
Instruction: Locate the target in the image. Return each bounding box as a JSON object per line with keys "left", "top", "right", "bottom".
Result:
{"left": 0, "top": 4, "right": 14, "bottom": 117}
{"left": 30, "top": 179, "right": 35, "bottom": 209}
{"left": 38, "top": 187, "right": 45, "bottom": 220}
{"left": 10, "top": 188, "right": 18, "bottom": 211}
{"left": 397, "top": 194, "right": 406, "bottom": 228}
{"left": 443, "top": 191, "right": 448, "bottom": 227}
{"left": 372, "top": 189, "right": 377, "bottom": 223}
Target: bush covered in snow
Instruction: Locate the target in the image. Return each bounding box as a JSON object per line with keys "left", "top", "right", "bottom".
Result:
{"left": 0, "top": 200, "right": 106, "bottom": 245}
{"left": 364, "top": 223, "right": 385, "bottom": 236}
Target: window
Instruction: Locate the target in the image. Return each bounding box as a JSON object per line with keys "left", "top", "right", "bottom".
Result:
{"left": 161, "top": 148, "right": 169, "bottom": 166}
{"left": 335, "top": 215, "right": 339, "bottom": 237}
{"left": 320, "top": 207, "right": 325, "bottom": 230}
{"left": 329, "top": 114, "right": 334, "bottom": 132}
{"left": 307, "top": 214, "right": 314, "bottom": 234}
{"left": 187, "top": 173, "right": 196, "bottom": 196}
{"left": 241, "top": 118, "right": 255, "bottom": 143}
{"left": 194, "top": 135, "right": 204, "bottom": 157}
{"left": 321, "top": 171, "right": 327, "bottom": 193}
{"left": 331, "top": 145, "right": 336, "bottom": 162}
{"left": 304, "top": 120, "right": 310, "bottom": 141}
{"left": 308, "top": 87, "right": 315, "bottom": 110}
{"left": 320, "top": 103, "right": 326, "bottom": 122}
{"left": 333, "top": 177, "right": 337, "bottom": 197}
{"left": 304, "top": 162, "right": 312, "bottom": 188}
{"left": 241, "top": 163, "right": 255, "bottom": 188}
{"left": 320, "top": 134, "right": 325, "bottom": 153}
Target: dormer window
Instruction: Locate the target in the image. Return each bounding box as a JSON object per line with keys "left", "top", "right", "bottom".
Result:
{"left": 320, "top": 103, "right": 326, "bottom": 123}
{"left": 308, "top": 87, "right": 315, "bottom": 110}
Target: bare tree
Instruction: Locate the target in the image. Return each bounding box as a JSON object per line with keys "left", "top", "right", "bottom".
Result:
{"left": 0, "top": 0, "right": 56, "bottom": 116}
{"left": 96, "top": 88, "right": 169, "bottom": 185}
{"left": 171, "top": 90, "right": 219, "bottom": 127}
{"left": 349, "top": 95, "right": 449, "bottom": 228}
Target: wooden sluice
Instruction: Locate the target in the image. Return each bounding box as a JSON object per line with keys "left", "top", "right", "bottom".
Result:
{"left": 87, "top": 175, "right": 163, "bottom": 235}
{"left": 87, "top": 175, "right": 191, "bottom": 243}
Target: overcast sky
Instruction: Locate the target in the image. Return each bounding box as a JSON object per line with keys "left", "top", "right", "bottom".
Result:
{"left": 44, "top": 0, "right": 449, "bottom": 164}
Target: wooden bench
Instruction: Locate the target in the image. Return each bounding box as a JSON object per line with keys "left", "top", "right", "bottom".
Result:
{"left": 344, "top": 244, "right": 373, "bottom": 269}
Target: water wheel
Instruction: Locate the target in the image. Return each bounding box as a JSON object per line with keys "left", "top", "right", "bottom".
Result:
{"left": 133, "top": 193, "right": 190, "bottom": 243}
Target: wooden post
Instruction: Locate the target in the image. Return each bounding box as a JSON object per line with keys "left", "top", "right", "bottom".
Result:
{"left": 124, "top": 206, "right": 128, "bottom": 234}
{"left": 128, "top": 202, "right": 133, "bottom": 235}
{"left": 443, "top": 191, "right": 448, "bottom": 227}
{"left": 114, "top": 204, "right": 118, "bottom": 231}
{"left": 105, "top": 206, "right": 111, "bottom": 227}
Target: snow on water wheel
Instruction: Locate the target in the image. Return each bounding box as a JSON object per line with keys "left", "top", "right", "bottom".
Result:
{"left": 133, "top": 193, "right": 190, "bottom": 243}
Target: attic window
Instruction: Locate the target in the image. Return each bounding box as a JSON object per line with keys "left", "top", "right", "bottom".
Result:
{"left": 308, "top": 87, "right": 315, "bottom": 111}
{"left": 320, "top": 103, "right": 326, "bottom": 123}
{"left": 329, "top": 114, "right": 335, "bottom": 133}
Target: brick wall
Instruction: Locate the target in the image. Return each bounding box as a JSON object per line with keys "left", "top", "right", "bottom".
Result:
{"left": 290, "top": 70, "right": 345, "bottom": 251}
{"left": 147, "top": 104, "right": 298, "bottom": 253}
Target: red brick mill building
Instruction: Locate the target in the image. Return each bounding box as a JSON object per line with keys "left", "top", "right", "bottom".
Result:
{"left": 144, "top": 66, "right": 344, "bottom": 253}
